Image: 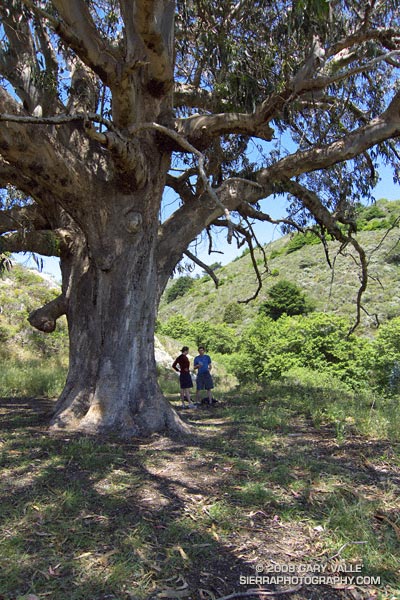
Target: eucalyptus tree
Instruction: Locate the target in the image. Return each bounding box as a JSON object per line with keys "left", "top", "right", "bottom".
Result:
{"left": 0, "top": 0, "right": 399, "bottom": 437}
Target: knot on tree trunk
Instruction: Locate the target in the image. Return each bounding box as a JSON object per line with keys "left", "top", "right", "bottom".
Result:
{"left": 28, "top": 294, "right": 67, "bottom": 333}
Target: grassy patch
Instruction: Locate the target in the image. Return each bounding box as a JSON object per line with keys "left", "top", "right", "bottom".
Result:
{"left": 0, "top": 357, "right": 67, "bottom": 397}
{"left": 0, "top": 392, "right": 399, "bottom": 599}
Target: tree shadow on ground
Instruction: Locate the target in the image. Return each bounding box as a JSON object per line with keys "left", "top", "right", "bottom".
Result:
{"left": 0, "top": 396, "right": 398, "bottom": 600}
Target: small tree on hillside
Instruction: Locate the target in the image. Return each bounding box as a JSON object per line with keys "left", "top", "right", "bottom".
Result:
{"left": 0, "top": 1, "right": 399, "bottom": 437}
{"left": 223, "top": 302, "right": 244, "bottom": 324}
{"left": 260, "top": 280, "right": 311, "bottom": 320}
{"left": 165, "top": 276, "right": 194, "bottom": 303}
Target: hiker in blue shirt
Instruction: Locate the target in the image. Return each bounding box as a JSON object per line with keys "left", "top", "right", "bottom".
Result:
{"left": 193, "top": 346, "right": 214, "bottom": 405}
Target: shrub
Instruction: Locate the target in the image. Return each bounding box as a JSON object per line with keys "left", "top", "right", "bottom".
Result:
{"left": 361, "top": 204, "right": 386, "bottom": 221}
{"left": 368, "top": 317, "right": 400, "bottom": 391}
{"left": 285, "top": 233, "right": 308, "bottom": 254}
{"left": 191, "top": 321, "right": 238, "bottom": 354}
{"left": 269, "top": 249, "right": 282, "bottom": 260}
{"left": 363, "top": 218, "right": 390, "bottom": 231}
{"left": 165, "top": 276, "right": 194, "bottom": 303}
{"left": 229, "top": 313, "right": 369, "bottom": 389}
{"left": 284, "top": 231, "right": 320, "bottom": 254}
{"left": 158, "top": 315, "right": 193, "bottom": 339}
{"left": 158, "top": 317, "right": 237, "bottom": 354}
{"left": 223, "top": 302, "right": 244, "bottom": 324}
{"left": 259, "top": 279, "right": 311, "bottom": 320}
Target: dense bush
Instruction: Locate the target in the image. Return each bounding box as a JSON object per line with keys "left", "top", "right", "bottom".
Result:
{"left": 356, "top": 200, "right": 400, "bottom": 231}
{"left": 158, "top": 315, "right": 238, "bottom": 354}
{"left": 284, "top": 231, "right": 321, "bottom": 254}
{"left": 165, "top": 276, "right": 194, "bottom": 303}
{"left": 223, "top": 302, "right": 244, "bottom": 324}
{"left": 160, "top": 309, "right": 400, "bottom": 398}
{"left": 368, "top": 316, "right": 400, "bottom": 391}
{"left": 228, "top": 313, "right": 369, "bottom": 389}
{"left": 361, "top": 204, "right": 386, "bottom": 221}
{"left": 259, "top": 279, "right": 312, "bottom": 320}
{"left": 192, "top": 321, "right": 238, "bottom": 354}
{"left": 158, "top": 315, "right": 192, "bottom": 339}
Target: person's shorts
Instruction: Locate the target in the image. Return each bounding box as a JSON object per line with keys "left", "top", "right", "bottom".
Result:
{"left": 196, "top": 372, "right": 214, "bottom": 390}
{"left": 180, "top": 372, "right": 193, "bottom": 389}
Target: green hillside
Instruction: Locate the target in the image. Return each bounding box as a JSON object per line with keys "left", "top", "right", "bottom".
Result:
{"left": 159, "top": 198, "right": 400, "bottom": 332}
{"left": 0, "top": 265, "right": 68, "bottom": 396}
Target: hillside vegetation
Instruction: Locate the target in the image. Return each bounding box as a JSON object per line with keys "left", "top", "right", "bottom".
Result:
{"left": 0, "top": 265, "right": 68, "bottom": 397}
{"left": 159, "top": 198, "right": 400, "bottom": 331}
{"left": 155, "top": 199, "right": 400, "bottom": 443}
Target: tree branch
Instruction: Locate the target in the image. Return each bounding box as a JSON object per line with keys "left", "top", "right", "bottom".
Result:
{"left": 274, "top": 179, "right": 369, "bottom": 334}
{"left": 157, "top": 177, "right": 264, "bottom": 280}
{"left": 28, "top": 293, "right": 67, "bottom": 333}
{"left": 214, "top": 217, "right": 267, "bottom": 303}
{"left": 133, "top": 0, "right": 175, "bottom": 95}
{"left": 0, "top": 205, "right": 49, "bottom": 235}
{"left": 277, "top": 180, "right": 345, "bottom": 240}
{"left": 174, "top": 83, "right": 219, "bottom": 111}
{"left": 0, "top": 1, "right": 54, "bottom": 115}
{"left": 184, "top": 249, "right": 219, "bottom": 287}
{"left": 129, "top": 121, "right": 234, "bottom": 218}
{"left": 118, "top": 0, "right": 143, "bottom": 67}
{"left": 67, "top": 58, "right": 100, "bottom": 114}
{"left": 0, "top": 229, "right": 68, "bottom": 257}
{"left": 0, "top": 108, "right": 115, "bottom": 132}
{"left": 176, "top": 110, "right": 274, "bottom": 145}
{"left": 326, "top": 27, "right": 400, "bottom": 61}
{"left": 22, "top": 0, "right": 121, "bottom": 85}
{"left": 256, "top": 89, "right": 400, "bottom": 185}
{"left": 297, "top": 50, "right": 400, "bottom": 95}
{"left": 237, "top": 202, "right": 300, "bottom": 231}
{"left": 166, "top": 172, "right": 196, "bottom": 204}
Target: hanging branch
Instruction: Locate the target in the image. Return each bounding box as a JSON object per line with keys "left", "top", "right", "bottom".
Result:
{"left": 213, "top": 218, "right": 266, "bottom": 303}
{"left": 184, "top": 249, "right": 219, "bottom": 287}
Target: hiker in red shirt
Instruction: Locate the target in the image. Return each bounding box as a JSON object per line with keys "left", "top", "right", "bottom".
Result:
{"left": 172, "top": 346, "right": 195, "bottom": 408}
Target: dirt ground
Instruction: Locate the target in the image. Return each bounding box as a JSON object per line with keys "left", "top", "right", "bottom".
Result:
{"left": 0, "top": 397, "right": 399, "bottom": 600}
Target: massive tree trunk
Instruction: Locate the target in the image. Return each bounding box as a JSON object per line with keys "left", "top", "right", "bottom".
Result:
{"left": 53, "top": 250, "right": 182, "bottom": 437}
{"left": 45, "top": 158, "right": 189, "bottom": 437}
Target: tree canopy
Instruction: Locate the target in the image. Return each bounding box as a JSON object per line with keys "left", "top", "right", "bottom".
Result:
{"left": 1, "top": 2, "right": 399, "bottom": 274}
{"left": 0, "top": 1, "right": 399, "bottom": 435}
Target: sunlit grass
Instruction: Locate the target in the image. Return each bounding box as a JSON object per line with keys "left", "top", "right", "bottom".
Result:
{"left": 0, "top": 357, "right": 67, "bottom": 397}
{"left": 0, "top": 382, "right": 399, "bottom": 598}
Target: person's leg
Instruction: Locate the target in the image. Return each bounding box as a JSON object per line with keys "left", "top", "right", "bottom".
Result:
{"left": 185, "top": 387, "right": 194, "bottom": 407}
{"left": 183, "top": 388, "right": 193, "bottom": 406}
{"left": 196, "top": 374, "right": 203, "bottom": 403}
{"left": 207, "top": 388, "right": 212, "bottom": 405}
{"left": 180, "top": 388, "right": 186, "bottom": 407}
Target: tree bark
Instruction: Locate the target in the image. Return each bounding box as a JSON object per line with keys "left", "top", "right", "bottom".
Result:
{"left": 48, "top": 169, "right": 189, "bottom": 438}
